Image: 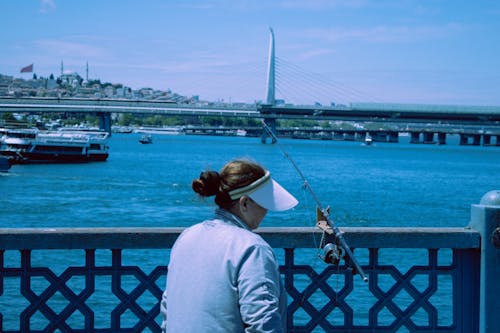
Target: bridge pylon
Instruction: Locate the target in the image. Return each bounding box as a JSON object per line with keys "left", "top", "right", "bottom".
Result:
{"left": 262, "top": 28, "right": 277, "bottom": 144}
{"left": 265, "top": 28, "right": 275, "bottom": 106}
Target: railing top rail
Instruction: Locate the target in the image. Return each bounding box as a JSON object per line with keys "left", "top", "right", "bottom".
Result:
{"left": 0, "top": 226, "right": 480, "bottom": 250}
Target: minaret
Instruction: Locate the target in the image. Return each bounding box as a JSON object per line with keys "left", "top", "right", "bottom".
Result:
{"left": 265, "top": 28, "right": 275, "bottom": 106}
{"left": 86, "top": 62, "right": 89, "bottom": 81}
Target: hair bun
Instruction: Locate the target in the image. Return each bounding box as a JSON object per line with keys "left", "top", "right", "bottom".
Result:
{"left": 192, "top": 171, "right": 220, "bottom": 196}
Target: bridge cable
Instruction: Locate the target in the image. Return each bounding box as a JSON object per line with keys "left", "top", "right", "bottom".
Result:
{"left": 275, "top": 57, "right": 384, "bottom": 105}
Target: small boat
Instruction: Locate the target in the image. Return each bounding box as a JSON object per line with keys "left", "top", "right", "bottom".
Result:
{"left": 0, "top": 128, "right": 109, "bottom": 164}
{"left": 236, "top": 129, "right": 247, "bottom": 137}
{"left": 0, "top": 155, "right": 11, "bottom": 172}
{"left": 364, "top": 135, "right": 373, "bottom": 146}
{"left": 139, "top": 134, "right": 153, "bottom": 144}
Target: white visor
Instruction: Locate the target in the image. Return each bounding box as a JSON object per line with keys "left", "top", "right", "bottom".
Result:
{"left": 228, "top": 171, "right": 298, "bottom": 211}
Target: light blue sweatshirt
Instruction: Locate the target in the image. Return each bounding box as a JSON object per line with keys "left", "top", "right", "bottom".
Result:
{"left": 161, "top": 209, "right": 286, "bottom": 332}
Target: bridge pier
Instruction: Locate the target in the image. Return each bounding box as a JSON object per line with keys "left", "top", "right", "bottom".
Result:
{"left": 356, "top": 132, "right": 366, "bottom": 141}
{"left": 261, "top": 118, "right": 277, "bottom": 144}
{"left": 494, "top": 135, "right": 500, "bottom": 146}
{"left": 483, "top": 134, "right": 500, "bottom": 146}
{"left": 423, "top": 132, "right": 436, "bottom": 144}
{"left": 344, "top": 131, "right": 355, "bottom": 141}
{"left": 359, "top": 131, "right": 399, "bottom": 143}
{"left": 460, "top": 133, "right": 482, "bottom": 146}
{"left": 388, "top": 131, "right": 399, "bottom": 143}
{"left": 97, "top": 112, "right": 112, "bottom": 135}
{"left": 332, "top": 131, "right": 344, "bottom": 140}
{"left": 410, "top": 132, "right": 446, "bottom": 144}
{"left": 437, "top": 132, "right": 447, "bottom": 145}
{"left": 410, "top": 132, "right": 421, "bottom": 144}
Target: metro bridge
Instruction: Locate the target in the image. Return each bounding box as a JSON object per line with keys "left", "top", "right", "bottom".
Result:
{"left": 2, "top": 96, "right": 499, "bottom": 124}
{"left": 1, "top": 96, "right": 500, "bottom": 145}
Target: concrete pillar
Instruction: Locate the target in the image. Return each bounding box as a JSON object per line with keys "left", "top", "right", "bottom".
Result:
{"left": 473, "top": 134, "right": 481, "bottom": 146}
{"left": 460, "top": 134, "right": 469, "bottom": 145}
{"left": 468, "top": 190, "right": 500, "bottom": 333}
{"left": 437, "top": 132, "right": 446, "bottom": 145}
{"left": 97, "top": 112, "right": 112, "bottom": 135}
{"left": 410, "top": 132, "right": 421, "bottom": 144}
{"left": 355, "top": 132, "right": 366, "bottom": 142}
{"left": 261, "top": 118, "right": 277, "bottom": 144}
{"left": 344, "top": 131, "right": 355, "bottom": 141}
{"left": 423, "top": 132, "right": 435, "bottom": 144}
{"left": 333, "top": 131, "right": 344, "bottom": 140}
{"left": 388, "top": 132, "right": 399, "bottom": 143}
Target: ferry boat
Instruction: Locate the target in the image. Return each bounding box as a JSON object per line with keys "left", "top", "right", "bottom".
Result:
{"left": 0, "top": 155, "right": 11, "bottom": 172}
{"left": 0, "top": 128, "right": 109, "bottom": 164}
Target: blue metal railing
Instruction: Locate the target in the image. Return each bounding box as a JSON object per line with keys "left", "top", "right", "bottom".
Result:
{"left": 0, "top": 195, "right": 498, "bottom": 333}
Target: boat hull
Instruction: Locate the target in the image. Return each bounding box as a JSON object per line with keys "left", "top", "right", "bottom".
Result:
{"left": 2, "top": 151, "right": 108, "bottom": 164}
{"left": 0, "top": 156, "right": 11, "bottom": 172}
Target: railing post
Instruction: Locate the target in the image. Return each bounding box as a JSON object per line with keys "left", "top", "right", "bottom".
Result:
{"left": 468, "top": 190, "right": 500, "bottom": 333}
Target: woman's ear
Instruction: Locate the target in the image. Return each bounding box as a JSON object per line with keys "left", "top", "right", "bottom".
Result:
{"left": 239, "top": 196, "right": 249, "bottom": 211}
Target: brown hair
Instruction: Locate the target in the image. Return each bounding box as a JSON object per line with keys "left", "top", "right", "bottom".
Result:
{"left": 192, "top": 159, "right": 266, "bottom": 209}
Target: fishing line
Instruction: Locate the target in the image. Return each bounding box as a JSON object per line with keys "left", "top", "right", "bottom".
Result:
{"left": 262, "top": 120, "right": 368, "bottom": 283}
{"left": 297, "top": 179, "right": 323, "bottom": 259}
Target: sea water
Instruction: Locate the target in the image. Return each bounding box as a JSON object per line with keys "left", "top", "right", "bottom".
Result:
{"left": 2, "top": 133, "right": 498, "bottom": 228}
{"left": 0, "top": 133, "right": 499, "bottom": 331}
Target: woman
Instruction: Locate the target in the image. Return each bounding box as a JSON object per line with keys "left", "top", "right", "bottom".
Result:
{"left": 161, "top": 159, "right": 298, "bottom": 332}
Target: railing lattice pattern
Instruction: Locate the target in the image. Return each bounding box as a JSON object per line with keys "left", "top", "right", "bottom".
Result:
{"left": 0, "top": 245, "right": 479, "bottom": 333}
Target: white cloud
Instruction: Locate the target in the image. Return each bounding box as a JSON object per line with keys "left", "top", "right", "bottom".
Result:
{"left": 40, "top": 0, "right": 56, "bottom": 13}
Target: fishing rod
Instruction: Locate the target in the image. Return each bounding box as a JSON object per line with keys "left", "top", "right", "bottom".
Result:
{"left": 262, "top": 121, "right": 368, "bottom": 283}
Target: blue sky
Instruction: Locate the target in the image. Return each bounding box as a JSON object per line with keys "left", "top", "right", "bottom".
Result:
{"left": 1, "top": 0, "right": 499, "bottom": 106}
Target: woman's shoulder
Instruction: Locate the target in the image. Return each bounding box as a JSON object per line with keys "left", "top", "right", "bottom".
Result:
{"left": 176, "top": 217, "right": 270, "bottom": 250}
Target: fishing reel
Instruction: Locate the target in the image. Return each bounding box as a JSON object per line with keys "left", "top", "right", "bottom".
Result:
{"left": 320, "top": 242, "right": 343, "bottom": 265}
{"left": 316, "top": 207, "right": 344, "bottom": 265}
{"left": 316, "top": 206, "right": 344, "bottom": 265}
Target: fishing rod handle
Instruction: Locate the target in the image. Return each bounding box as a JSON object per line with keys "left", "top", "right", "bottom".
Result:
{"left": 336, "top": 233, "right": 369, "bottom": 282}
{"left": 332, "top": 226, "right": 369, "bottom": 282}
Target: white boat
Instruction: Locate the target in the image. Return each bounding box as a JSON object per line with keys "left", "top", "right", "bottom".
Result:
{"left": 139, "top": 134, "right": 153, "bottom": 144}
{"left": 364, "top": 135, "right": 373, "bottom": 146}
{"left": 134, "top": 126, "right": 185, "bottom": 135}
{"left": 236, "top": 129, "right": 247, "bottom": 137}
{"left": 0, "top": 128, "right": 109, "bottom": 164}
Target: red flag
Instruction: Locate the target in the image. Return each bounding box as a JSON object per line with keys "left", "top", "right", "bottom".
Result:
{"left": 20, "top": 64, "right": 33, "bottom": 73}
